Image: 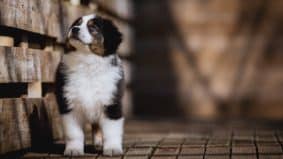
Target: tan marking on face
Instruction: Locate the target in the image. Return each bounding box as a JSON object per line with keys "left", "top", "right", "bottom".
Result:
{"left": 87, "top": 18, "right": 105, "bottom": 56}
{"left": 89, "top": 42, "right": 104, "bottom": 56}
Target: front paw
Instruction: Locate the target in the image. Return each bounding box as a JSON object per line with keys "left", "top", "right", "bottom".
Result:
{"left": 103, "top": 146, "right": 123, "bottom": 156}
{"left": 64, "top": 145, "right": 84, "bottom": 156}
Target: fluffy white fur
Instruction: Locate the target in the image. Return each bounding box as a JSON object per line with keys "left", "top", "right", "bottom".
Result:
{"left": 61, "top": 52, "right": 124, "bottom": 156}
{"left": 100, "top": 117, "right": 124, "bottom": 155}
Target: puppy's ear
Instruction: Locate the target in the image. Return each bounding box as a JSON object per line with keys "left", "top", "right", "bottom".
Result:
{"left": 95, "top": 17, "right": 122, "bottom": 55}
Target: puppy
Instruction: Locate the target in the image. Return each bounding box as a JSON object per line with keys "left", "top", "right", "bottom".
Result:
{"left": 55, "top": 14, "right": 124, "bottom": 156}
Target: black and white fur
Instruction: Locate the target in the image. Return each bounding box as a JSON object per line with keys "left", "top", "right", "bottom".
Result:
{"left": 55, "top": 14, "right": 124, "bottom": 156}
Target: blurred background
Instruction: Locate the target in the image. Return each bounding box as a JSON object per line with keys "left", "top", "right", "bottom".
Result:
{"left": 0, "top": 0, "right": 283, "bottom": 156}
{"left": 131, "top": 0, "right": 283, "bottom": 120}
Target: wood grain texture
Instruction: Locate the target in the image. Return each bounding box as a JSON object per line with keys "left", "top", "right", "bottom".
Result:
{"left": 0, "top": 46, "right": 61, "bottom": 83}
{"left": 28, "top": 82, "right": 42, "bottom": 98}
{"left": 0, "top": 0, "right": 133, "bottom": 51}
{"left": 0, "top": 98, "right": 32, "bottom": 154}
{"left": 0, "top": 96, "right": 62, "bottom": 154}
{"left": 43, "top": 93, "right": 64, "bottom": 141}
{"left": 95, "top": 0, "right": 133, "bottom": 21}
{"left": 0, "top": 36, "right": 14, "bottom": 47}
{"left": 0, "top": 0, "right": 61, "bottom": 39}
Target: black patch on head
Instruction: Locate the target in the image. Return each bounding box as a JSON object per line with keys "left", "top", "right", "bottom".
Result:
{"left": 55, "top": 63, "right": 72, "bottom": 114}
{"left": 93, "top": 17, "right": 122, "bottom": 56}
{"left": 104, "top": 71, "right": 124, "bottom": 119}
{"left": 70, "top": 17, "right": 83, "bottom": 28}
{"left": 87, "top": 18, "right": 99, "bottom": 33}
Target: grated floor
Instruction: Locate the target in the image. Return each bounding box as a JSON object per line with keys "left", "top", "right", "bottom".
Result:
{"left": 16, "top": 120, "right": 283, "bottom": 158}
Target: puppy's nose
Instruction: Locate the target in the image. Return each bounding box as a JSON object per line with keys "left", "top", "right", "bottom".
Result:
{"left": 72, "top": 27, "right": 80, "bottom": 35}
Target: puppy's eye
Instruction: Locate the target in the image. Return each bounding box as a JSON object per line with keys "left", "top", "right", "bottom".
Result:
{"left": 87, "top": 20, "right": 99, "bottom": 32}
{"left": 87, "top": 20, "right": 95, "bottom": 26}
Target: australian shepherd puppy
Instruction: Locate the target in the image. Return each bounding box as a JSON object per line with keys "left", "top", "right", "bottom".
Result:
{"left": 55, "top": 14, "right": 124, "bottom": 156}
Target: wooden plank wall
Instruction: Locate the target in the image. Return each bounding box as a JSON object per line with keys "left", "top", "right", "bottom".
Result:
{"left": 0, "top": 0, "right": 133, "bottom": 154}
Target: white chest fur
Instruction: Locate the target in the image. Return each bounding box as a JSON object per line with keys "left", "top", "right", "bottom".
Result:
{"left": 62, "top": 52, "right": 122, "bottom": 121}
